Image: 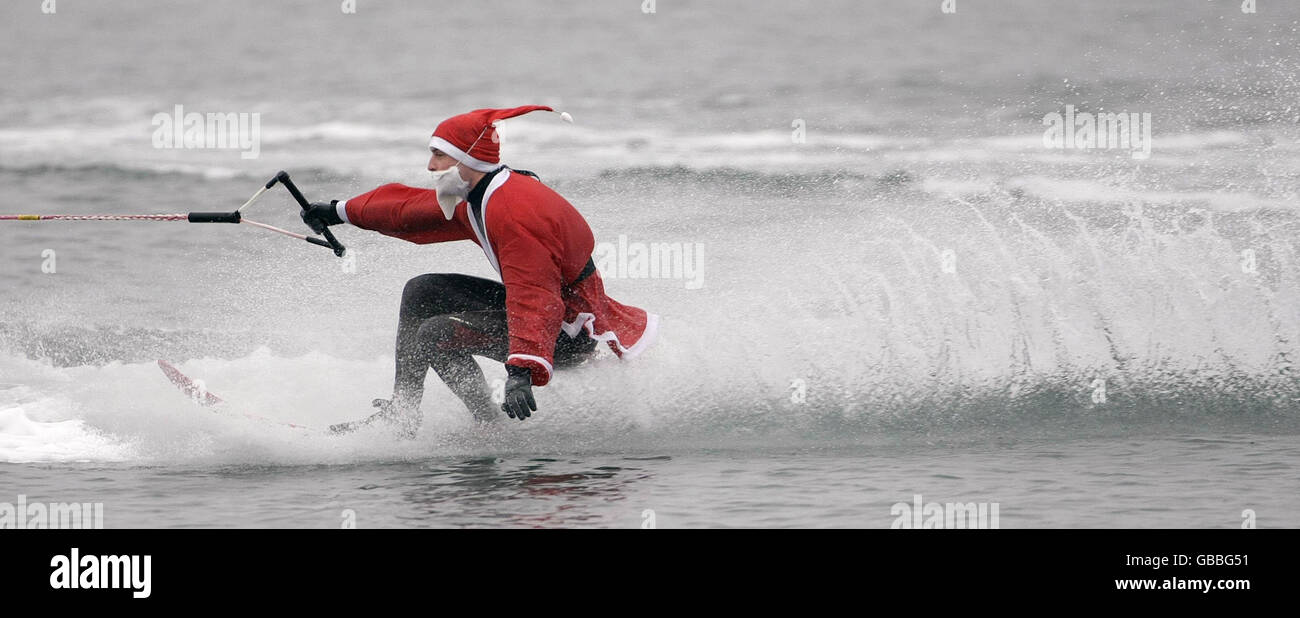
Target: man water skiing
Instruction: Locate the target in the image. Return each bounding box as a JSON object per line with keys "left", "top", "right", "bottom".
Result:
{"left": 300, "top": 106, "right": 659, "bottom": 436}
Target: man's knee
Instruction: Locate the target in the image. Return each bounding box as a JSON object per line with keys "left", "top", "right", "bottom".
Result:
{"left": 414, "top": 315, "right": 457, "bottom": 348}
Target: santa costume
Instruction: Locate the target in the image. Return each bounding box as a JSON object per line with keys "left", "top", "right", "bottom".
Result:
{"left": 337, "top": 106, "right": 659, "bottom": 388}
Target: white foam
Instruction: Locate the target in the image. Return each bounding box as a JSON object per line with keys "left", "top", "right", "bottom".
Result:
{"left": 0, "top": 405, "right": 133, "bottom": 464}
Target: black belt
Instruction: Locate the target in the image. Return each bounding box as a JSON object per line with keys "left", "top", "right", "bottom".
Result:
{"left": 567, "top": 257, "right": 597, "bottom": 289}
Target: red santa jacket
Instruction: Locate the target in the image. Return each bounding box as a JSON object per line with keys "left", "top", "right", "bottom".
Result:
{"left": 338, "top": 168, "right": 658, "bottom": 386}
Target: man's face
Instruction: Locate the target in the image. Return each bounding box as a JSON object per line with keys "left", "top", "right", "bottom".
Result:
{"left": 428, "top": 149, "right": 457, "bottom": 172}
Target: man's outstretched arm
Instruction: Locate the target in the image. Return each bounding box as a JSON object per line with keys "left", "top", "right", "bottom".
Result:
{"left": 303, "top": 183, "right": 473, "bottom": 245}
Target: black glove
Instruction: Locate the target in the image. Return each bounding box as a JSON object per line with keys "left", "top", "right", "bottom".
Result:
{"left": 502, "top": 365, "right": 537, "bottom": 421}
{"left": 300, "top": 200, "right": 343, "bottom": 234}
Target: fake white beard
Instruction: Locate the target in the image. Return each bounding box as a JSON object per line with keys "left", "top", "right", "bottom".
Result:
{"left": 431, "top": 168, "right": 470, "bottom": 220}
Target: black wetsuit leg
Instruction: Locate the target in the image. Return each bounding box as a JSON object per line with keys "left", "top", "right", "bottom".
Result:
{"left": 393, "top": 273, "right": 598, "bottom": 423}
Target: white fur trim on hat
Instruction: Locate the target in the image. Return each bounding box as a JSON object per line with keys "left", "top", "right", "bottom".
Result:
{"left": 429, "top": 135, "right": 500, "bottom": 173}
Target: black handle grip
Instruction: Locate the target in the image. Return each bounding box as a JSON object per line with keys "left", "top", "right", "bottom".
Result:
{"left": 188, "top": 211, "right": 243, "bottom": 224}
{"left": 272, "top": 170, "right": 346, "bottom": 258}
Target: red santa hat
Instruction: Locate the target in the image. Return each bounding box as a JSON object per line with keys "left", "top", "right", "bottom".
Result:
{"left": 429, "top": 105, "right": 573, "bottom": 172}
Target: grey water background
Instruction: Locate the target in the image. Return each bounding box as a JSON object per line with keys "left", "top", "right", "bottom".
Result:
{"left": 1, "top": 0, "right": 1299, "bottom": 527}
